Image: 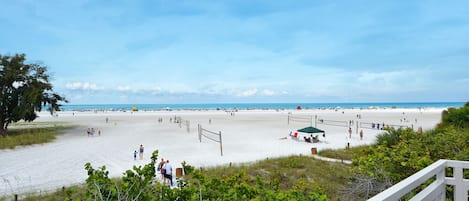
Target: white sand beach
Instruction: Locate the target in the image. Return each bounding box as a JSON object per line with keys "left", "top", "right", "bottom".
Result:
{"left": 0, "top": 108, "right": 444, "bottom": 196}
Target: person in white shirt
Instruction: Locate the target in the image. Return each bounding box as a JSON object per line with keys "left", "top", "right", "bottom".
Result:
{"left": 163, "top": 160, "right": 173, "bottom": 186}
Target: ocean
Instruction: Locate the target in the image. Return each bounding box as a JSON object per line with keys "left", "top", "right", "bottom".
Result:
{"left": 60, "top": 102, "right": 465, "bottom": 111}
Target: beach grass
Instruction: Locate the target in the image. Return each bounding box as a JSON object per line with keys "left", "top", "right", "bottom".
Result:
{"left": 318, "top": 145, "right": 370, "bottom": 161}
{"left": 0, "top": 124, "right": 75, "bottom": 150}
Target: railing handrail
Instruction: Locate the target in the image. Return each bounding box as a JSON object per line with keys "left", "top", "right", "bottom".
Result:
{"left": 368, "top": 159, "right": 469, "bottom": 201}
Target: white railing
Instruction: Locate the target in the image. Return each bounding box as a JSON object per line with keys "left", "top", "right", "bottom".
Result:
{"left": 368, "top": 159, "right": 469, "bottom": 201}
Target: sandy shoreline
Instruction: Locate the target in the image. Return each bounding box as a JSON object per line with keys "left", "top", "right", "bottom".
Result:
{"left": 0, "top": 108, "right": 444, "bottom": 196}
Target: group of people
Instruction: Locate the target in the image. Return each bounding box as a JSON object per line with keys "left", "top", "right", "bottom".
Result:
{"left": 289, "top": 131, "right": 320, "bottom": 143}
{"left": 157, "top": 117, "right": 164, "bottom": 123}
{"left": 87, "top": 128, "right": 101, "bottom": 137}
{"left": 347, "top": 127, "right": 364, "bottom": 140}
{"left": 157, "top": 158, "right": 173, "bottom": 186}
{"left": 132, "top": 147, "right": 174, "bottom": 186}
{"left": 371, "top": 122, "right": 385, "bottom": 130}
{"left": 133, "top": 144, "right": 145, "bottom": 160}
{"left": 303, "top": 134, "right": 319, "bottom": 143}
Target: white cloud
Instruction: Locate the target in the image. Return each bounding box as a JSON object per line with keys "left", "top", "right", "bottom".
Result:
{"left": 117, "top": 85, "right": 131, "bottom": 91}
{"left": 261, "top": 89, "right": 275, "bottom": 96}
{"left": 65, "top": 82, "right": 100, "bottom": 90}
{"left": 238, "top": 88, "right": 258, "bottom": 97}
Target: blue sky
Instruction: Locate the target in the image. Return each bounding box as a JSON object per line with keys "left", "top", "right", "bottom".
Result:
{"left": 1, "top": 1, "right": 468, "bottom": 104}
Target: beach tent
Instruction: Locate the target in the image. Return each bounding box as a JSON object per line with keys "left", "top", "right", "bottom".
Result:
{"left": 297, "top": 126, "right": 325, "bottom": 138}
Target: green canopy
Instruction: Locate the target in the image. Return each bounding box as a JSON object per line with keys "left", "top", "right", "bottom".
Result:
{"left": 297, "top": 126, "right": 325, "bottom": 135}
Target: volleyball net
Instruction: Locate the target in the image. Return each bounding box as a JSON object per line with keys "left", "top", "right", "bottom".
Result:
{"left": 317, "top": 118, "right": 349, "bottom": 127}
{"left": 198, "top": 124, "right": 223, "bottom": 156}
{"left": 174, "top": 116, "right": 190, "bottom": 133}
{"left": 359, "top": 122, "right": 411, "bottom": 130}
{"left": 287, "top": 114, "right": 312, "bottom": 124}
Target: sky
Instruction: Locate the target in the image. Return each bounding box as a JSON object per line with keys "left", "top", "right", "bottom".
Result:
{"left": 1, "top": 0, "right": 469, "bottom": 104}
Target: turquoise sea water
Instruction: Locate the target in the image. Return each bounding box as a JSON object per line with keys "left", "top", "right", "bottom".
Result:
{"left": 61, "top": 102, "right": 465, "bottom": 111}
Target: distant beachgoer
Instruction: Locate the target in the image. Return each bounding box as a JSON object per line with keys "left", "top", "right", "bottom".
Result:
{"left": 106, "top": 117, "right": 109, "bottom": 123}
{"left": 133, "top": 150, "right": 137, "bottom": 160}
{"left": 139, "top": 144, "right": 144, "bottom": 160}
{"left": 293, "top": 132, "right": 298, "bottom": 139}
{"left": 359, "top": 129, "right": 364, "bottom": 140}
{"left": 98, "top": 129, "right": 101, "bottom": 136}
{"left": 348, "top": 127, "right": 352, "bottom": 138}
{"left": 209, "top": 119, "right": 212, "bottom": 124}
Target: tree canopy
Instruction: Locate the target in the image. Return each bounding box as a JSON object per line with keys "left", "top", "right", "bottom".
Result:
{"left": 0, "top": 53, "right": 67, "bottom": 136}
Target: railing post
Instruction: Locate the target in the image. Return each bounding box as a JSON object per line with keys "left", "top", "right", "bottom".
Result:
{"left": 436, "top": 164, "right": 446, "bottom": 201}
{"left": 453, "top": 166, "right": 465, "bottom": 201}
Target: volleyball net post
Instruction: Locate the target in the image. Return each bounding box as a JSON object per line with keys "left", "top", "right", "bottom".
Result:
{"left": 219, "top": 131, "right": 223, "bottom": 156}
{"left": 198, "top": 124, "right": 223, "bottom": 157}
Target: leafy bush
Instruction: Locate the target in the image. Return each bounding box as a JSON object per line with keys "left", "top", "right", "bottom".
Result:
{"left": 438, "top": 102, "right": 469, "bottom": 130}
{"left": 80, "top": 152, "right": 333, "bottom": 201}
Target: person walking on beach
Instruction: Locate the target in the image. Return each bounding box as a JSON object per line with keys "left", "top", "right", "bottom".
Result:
{"left": 163, "top": 160, "right": 173, "bottom": 186}
{"left": 158, "top": 158, "right": 166, "bottom": 181}
{"left": 138, "top": 144, "right": 144, "bottom": 160}
{"left": 348, "top": 127, "right": 352, "bottom": 138}
{"left": 359, "top": 129, "right": 364, "bottom": 140}
{"left": 133, "top": 150, "right": 137, "bottom": 160}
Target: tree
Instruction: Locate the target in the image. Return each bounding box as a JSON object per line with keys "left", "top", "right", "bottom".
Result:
{"left": 0, "top": 53, "right": 67, "bottom": 136}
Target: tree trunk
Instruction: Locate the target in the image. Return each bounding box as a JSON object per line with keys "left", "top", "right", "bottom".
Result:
{"left": 0, "top": 127, "right": 7, "bottom": 137}
{"left": 0, "top": 121, "right": 7, "bottom": 137}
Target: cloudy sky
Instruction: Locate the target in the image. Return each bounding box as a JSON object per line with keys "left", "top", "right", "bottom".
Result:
{"left": 1, "top": 1, "right": 468, "bottom": 104}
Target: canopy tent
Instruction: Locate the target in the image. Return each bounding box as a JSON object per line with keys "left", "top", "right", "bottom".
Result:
{"left": 297, "top": 126, "right": 325, "bottom": 138}
{"left": 297, "top": 126, "right": 324, "bottom": 134}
